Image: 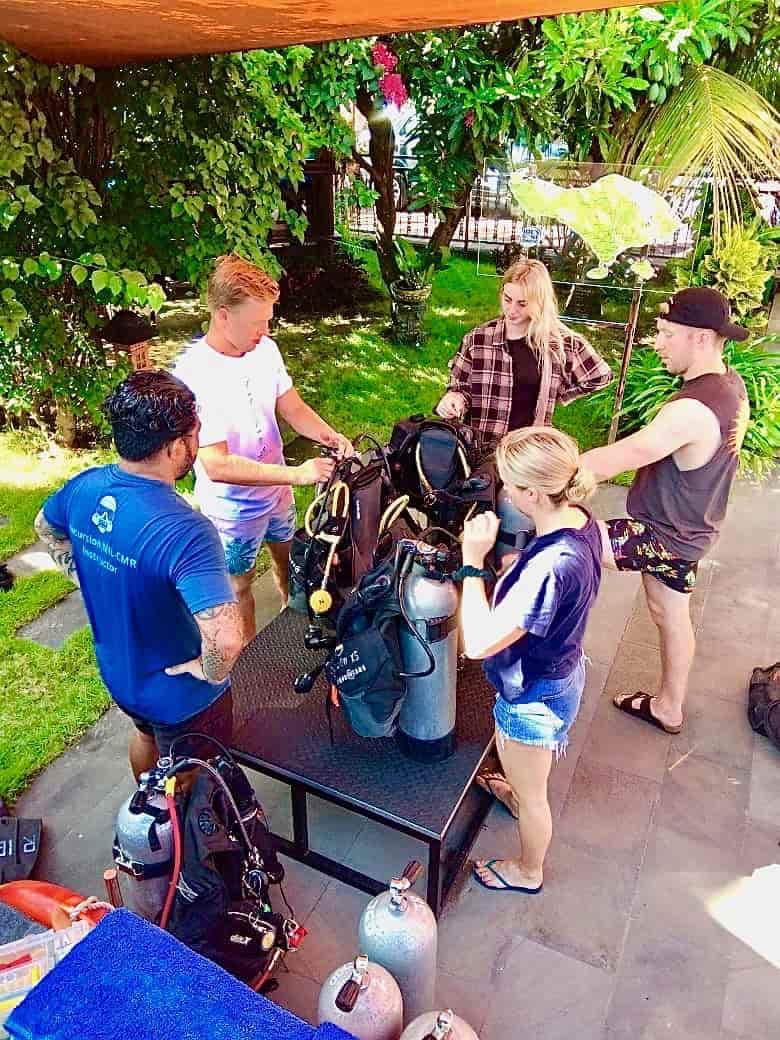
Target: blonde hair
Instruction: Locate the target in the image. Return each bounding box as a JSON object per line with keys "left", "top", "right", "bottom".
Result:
{"left": 207, "top": 254, "right": 280, "bottom": 313}
{"left": 501, "top": 259, "right": 577, "bottom": 366}
{"left": 496, "top": 426, "right": 596, "bottom": 506}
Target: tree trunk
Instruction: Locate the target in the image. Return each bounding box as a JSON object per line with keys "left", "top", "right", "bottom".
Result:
{"left": 356, "top": 90, "right": 400, "bottom": 288}
{"left": 428, "top": 181, "right": 474, "bottom": 255}
{"left": 54, "top": 400, "right": 77, "bottom": 447}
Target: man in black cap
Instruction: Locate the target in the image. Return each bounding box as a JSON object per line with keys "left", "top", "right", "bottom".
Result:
{"left": 581, "top": 287, "right": 750, "bottom": 734}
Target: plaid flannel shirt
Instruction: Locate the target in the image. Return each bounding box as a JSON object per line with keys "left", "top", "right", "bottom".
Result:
{"left": 445, "top": 317, "right": 613, "bottom": 445}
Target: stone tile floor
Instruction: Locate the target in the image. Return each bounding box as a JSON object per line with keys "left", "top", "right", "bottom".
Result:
{"left": 14, "top": 477, "right": 780, "bottom": 1038}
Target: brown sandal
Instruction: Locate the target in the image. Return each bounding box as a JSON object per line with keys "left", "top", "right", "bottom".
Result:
{"left": 613, "top": 691, "right": 682, "bottom": 734}
{"left": 475, "top": 771, "right": 520, "bottom": 819}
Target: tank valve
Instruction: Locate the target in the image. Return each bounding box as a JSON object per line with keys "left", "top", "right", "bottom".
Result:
{"left": 335, "top": 954, "right": 369, "bottom": 1012}
{"left": 422, "top": 1009, "right": 455, "bottom": 1040}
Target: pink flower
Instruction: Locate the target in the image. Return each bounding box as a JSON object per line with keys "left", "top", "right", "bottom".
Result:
{"left": 379, "top": 72, "right": 408, "bottom": 107}
{"left": 371, "top": 43, "right": 398, "bottom": 72}
{"left": 465, "top": 110, "right": 475, "bottom": 128}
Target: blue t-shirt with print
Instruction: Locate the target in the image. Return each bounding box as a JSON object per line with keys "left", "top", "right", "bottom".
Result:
{"left": 483, "top": 510, "right": 602, "bottom": 703}
{"left": 43, "top": 465, "right": 235, "bottom": 725}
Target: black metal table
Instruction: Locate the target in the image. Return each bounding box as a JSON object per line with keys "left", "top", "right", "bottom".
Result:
{"left": 230, "top": 609, "right": 496, "bottom": 915}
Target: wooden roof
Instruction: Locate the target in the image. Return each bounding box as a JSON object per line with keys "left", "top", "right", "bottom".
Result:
{"left": 2, "top": 0, "right": 645, "bottom": 67}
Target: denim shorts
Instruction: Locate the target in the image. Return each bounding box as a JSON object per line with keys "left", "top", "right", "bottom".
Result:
{"left": 211, "top": 491, "right": 297, "bottom": 575}
{"left": 493, "top": 656, "right": 586, "bottom": 755}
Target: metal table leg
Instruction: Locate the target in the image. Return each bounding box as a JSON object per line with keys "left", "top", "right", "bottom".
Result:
{"left": 426, "top": 839, "right": 443, "bottom": 917}
{"left": 290, "top": 784, "right": 309, "bottom": 853}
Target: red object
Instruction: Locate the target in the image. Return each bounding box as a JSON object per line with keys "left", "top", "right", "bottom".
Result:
{"left": 158, "top": 789, "right": 182, "bottom": 931}
{"left": 0, "top": 881, "right": 110, "bottom": 930}
{"left": 0, "top": 953, "right": 33, "bottom": 970}
{"left": 287, "top": 924, "right": 307, "bottom": 950}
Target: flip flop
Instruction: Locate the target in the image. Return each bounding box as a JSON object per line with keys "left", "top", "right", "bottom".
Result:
{"left": 613, "top": 691, "right": 682, "bottom": 735}
{"left": 471, "top": 859, "right": 543, "bottom": 894}
{"left": 475, "top": 771, "right": 520, "bottom": 819}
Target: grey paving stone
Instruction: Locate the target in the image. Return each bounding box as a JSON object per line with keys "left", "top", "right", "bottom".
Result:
{"left": 584, "top": 664, "right": 671, "bottom": 784}
{"left": 557, "top": 759, "right": 659, "bottom": 865}
{"left": 642, "top": 823, "right": 744, "bottom": 876}
{"left": 17, "top": 590, "right": 89, "bottom": 648}
{"left": 654, "top": 753, "right": 748, "bottom": 856}
{"left": 481, "top": 938, "right": 614, "bottom": 1040}
{"left": 290, "top": 877, "right": 373, "bottom": 984}
{"left": 266, "top": 964, "right": 321, "bottom": 1026}
{"left": 667, "top": 689, "right": 756, "bottom": 773}
{"left": 342, "top": 817, "right": 430, "bottom": 890}
{"left": 583, "top": 571, "right": 640, "bottom": 667}
{"left": 607, "top": 870, "right": 737, "bottom": 1040}
{"left": 270, "top": 858, "right": 330, "bottom": 927}
{"left": 436, "top": 879, "right": 523, "bottom": 985}
{"left": 623, "top": 577, "right": 709, "bottom": 648}
{"left": 689, "top": 633, "right": 767, "bottom": 705}
{"left": 460, "top": 840, "right": 638, "bottom": 972}
{"left": 253, "top": 567, "right": 284, "bottom": 632}
{"left": 434, "top": 970, "right": 496, "bottom": 1036}
{"left": 748, "top": 738, "right": 780, "bottom": 828}
{"left": 6, "top": 538, "right": 57, "bottom": 577}
{"left": 696, "top": 591, "right": 772, "bottom": 651}
{"left": 739, "top": 817, "right": 780, "bottom": 874}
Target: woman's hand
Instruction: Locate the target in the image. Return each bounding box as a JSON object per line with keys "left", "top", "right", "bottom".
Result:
{"left": 462, "top": 511, "right": 500, "bottom": 566}
{"left": 435, "top": 391, "right": 467, "bottom": 420}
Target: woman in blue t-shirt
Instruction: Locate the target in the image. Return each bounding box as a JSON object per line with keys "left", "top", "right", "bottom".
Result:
{"left": 460, "top": 426, "right": 602, "bottom": 894}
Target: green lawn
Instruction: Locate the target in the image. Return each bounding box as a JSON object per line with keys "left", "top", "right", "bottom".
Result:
{"left": 0, "top": 252, "right": 625, "bottom": 801}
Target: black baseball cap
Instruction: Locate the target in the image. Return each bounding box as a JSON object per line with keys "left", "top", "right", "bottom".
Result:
{"left": 658, "top": 287, "right": 749, "bottom": 342}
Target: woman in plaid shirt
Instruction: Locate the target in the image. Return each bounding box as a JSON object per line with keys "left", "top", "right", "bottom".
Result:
{"left": 436, "top": 259, "right": 613, "bottom": 446}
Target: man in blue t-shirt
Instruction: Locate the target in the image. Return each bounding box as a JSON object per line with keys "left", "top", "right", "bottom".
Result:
{"left": 35, "top": 370, "right": 243, "bottom": 780}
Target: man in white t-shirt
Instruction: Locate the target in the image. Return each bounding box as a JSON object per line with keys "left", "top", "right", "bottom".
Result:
{"left": 174, "top": 254, "right": 353, "bottom": 642}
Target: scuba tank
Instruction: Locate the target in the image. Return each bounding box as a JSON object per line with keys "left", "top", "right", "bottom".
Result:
{"left": 357, "top": 861, "right": 437, "bottom": 1026}
{"left": 112, "top": 760, "right": 174, "bottom": 921}
{"left": 400, "top": 1009, "right": 479, "bottom": 1040}
{"left": 397, "top": 540, "right": 459, "bottom": 762}
{"left": 318, "top": 953, "right": 404, "bottom": 1040}
{"left": 495, "top": 485, "right": 535, "bottom": 570}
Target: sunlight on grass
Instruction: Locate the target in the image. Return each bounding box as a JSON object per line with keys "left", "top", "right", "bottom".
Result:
{"left": 431, "top": 306, "right": 468, "bottom": 318}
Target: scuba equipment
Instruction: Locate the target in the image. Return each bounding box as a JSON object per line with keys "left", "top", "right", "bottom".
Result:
{"left": 113, "top": 762, "right": 174, "bottom": 921}
{"left": 494, "top": 485, "right": 535, "bottom": 569}
{"left": 113, "top": 735, "right": 304, "bottom": 989}
{"left": 289, "top": 437, "right": 409, "bottom": 628}
{"left": 357, "top": 861, "right": 437, "bottom": 1026}
{"left": 318, "top": 953, "right": 404, "bottom": 1040}
{"left": 387, "top": 415, "right": 496, "bottom": 534}
{"left": 747, "top": 662, "right": 780, "bottom": 751}
{"left": 397, "top": 536, "right": 460, "bottom": 763}
{"left": 400, "top": 1009, "right": 479, "bottom": 1040}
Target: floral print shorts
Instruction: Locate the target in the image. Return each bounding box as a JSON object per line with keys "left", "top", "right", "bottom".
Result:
{"left": 606, "top": 518, "right": 698, "bottom": 594}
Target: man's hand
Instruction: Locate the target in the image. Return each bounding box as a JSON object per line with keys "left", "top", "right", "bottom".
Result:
{"left": 435, "top": 391, "right": 467, "bottom": 420}
{"left": 293, "top": 456, "right": 336, "bottom": 486}
{"left": 462, "top": 511, "right": 500, "bottom": 566}
{"left": 321, "top": 431, "right": 356, "bottom": 460}
{"left": 165, "top": 657, "right": 210, "bottom": 682}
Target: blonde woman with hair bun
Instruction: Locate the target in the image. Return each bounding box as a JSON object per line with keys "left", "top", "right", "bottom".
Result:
{"left": 436, "top": 259, "right": 612, "bottom": 447}
{"left": 459, "top": 426, "right": 602, "bottom": 894}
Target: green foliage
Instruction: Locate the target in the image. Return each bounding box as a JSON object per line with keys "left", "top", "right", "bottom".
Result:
{"left": 0, "top": 41, "right": 379, "bottom": 437}
{"left": 669, "top": 219, "right": 779, "bottom": 324}
{"left": 587, "top": 337, "right": 780, "bottom": 476}
{"left": 391, "top": 238, "right": 445, "bottom": 289}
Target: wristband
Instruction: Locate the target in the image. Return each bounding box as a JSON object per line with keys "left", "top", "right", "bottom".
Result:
{"left": 452, "top": 565, "right": 491, "bottom": 582}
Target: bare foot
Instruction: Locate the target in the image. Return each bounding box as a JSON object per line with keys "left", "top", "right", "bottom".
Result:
{"left": 475, "top": 771, "right": 520, "bottom": 819}
{"left": 473, "top": 858, "right": 543, "bottom": 892}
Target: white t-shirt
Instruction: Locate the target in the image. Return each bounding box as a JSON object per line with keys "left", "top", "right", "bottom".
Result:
{"left": 173, "top": 335, "right": 293, "bottom": 522}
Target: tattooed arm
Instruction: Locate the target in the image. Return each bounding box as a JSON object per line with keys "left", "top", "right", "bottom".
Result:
{"left": 165, "top": 601, "right": 244, "bottom": 684}
{"left": 34, "top": 509, "right": 80, "bottom": 587}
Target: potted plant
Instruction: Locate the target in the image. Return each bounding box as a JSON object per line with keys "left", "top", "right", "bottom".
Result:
{"left": 389, "top": 238, "right": 438, "bottom": 347}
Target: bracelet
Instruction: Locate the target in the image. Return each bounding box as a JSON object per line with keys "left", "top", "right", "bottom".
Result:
{"left": 452, "top": 564, "right": 491, "bottom": 582}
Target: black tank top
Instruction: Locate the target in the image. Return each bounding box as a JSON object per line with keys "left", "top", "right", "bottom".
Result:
{"left": 627, "top": 368, "right": 749, "bottom": 560}
{"left": 506, "top": 338, "right": 541, "bottom": 430}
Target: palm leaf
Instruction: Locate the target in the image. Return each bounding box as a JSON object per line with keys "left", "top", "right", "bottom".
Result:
{"left": 622, "top": 66, "right": 780, "bottom": 241}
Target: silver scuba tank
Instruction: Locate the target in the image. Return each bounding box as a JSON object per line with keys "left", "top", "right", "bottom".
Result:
{"left": 317, "top": 953, "right": 404, "bottom": 1040}
{"left": 358, "top": 860, "right": 437, "bottom": 1026}
{"left": 400, "top": 1009, "right": 479, "bottom": 1040}
{"left": 112, "top": 760, "right": 174, "bottom": 921}
{"left": 495, "top": 485, "right": 535, "bottom": 569}
{"left": 397, "top": 543, "right": 459, "bottom": 762}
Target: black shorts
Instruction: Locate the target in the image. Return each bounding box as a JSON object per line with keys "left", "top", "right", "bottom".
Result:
{"left": 606, "top": 518, "right": 698, "bottom": 594}
{"left": 124, "top": 687, "right": 233, "bottom": 761}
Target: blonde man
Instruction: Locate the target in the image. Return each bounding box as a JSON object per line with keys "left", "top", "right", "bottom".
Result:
{"left": 174, "top": 254, "right": 352, "bottom": 642}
